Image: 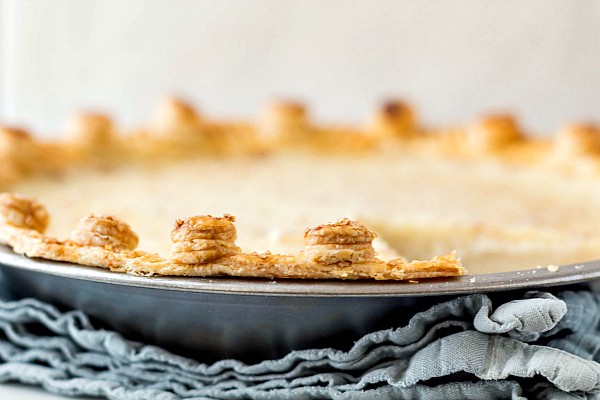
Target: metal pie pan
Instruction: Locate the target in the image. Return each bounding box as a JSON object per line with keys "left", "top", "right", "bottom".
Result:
{"left": 1, "top": 245, "right": 598, "bottom": 361}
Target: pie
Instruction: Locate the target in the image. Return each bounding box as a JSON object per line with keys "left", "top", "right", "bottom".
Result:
{"left": 1, "top": 97, "right": 599, "bottom": 280}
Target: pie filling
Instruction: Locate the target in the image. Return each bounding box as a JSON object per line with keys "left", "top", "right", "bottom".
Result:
{"left": 1, "top": 98, "right": 599, "bottom": 279}
{"left": 6, "top": 150, "right": 600, "bottom": 274}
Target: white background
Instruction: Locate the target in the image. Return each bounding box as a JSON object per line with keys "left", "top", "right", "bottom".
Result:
{"left": 0, "top": 0, "right": 600, "bottom": 398}
{"left": 1, "top": 0, "right": 600, "bottom": 138}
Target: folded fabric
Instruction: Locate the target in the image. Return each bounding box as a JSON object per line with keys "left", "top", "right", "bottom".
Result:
{"left": 0, "top": 281, "right": 600, "bottom": 400}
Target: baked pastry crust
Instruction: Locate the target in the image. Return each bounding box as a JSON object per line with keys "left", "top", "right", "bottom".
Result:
{"left": 0, "top": 194, "right": 462, "bottom": 280}
{"left": 1, "top": 97, "right": 598, "bottom": 280}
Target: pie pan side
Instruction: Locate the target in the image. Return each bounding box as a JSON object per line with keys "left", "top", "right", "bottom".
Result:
{"left": 1, "top": 246, "right": 598, "bottom": 361}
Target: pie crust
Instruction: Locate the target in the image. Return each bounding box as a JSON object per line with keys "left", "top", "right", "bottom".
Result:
{"left": 1, "top": 98, "right": 599, "bottom": 280}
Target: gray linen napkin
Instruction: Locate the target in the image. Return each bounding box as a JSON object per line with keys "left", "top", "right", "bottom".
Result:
{"left": 0, "top": 285, "right": 599, "bottom": 400}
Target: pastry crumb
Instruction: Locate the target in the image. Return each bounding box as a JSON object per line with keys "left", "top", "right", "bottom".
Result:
{"left": 469, "top": 277, "right": 476, "bottom": 283}
{"left": 547, "top": 264, "right": 559, "bottom": 272}
{"left": 408, "top": 279, "right": 419, "bottom": 283}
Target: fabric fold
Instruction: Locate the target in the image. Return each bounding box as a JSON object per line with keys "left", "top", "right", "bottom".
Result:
{"left": 0, "top": 288, "right": 599, "bottom": 399}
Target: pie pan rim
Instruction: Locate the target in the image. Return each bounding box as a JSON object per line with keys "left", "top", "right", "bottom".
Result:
{"left": 1, "top": 245, "right": 595, "bottom": 297}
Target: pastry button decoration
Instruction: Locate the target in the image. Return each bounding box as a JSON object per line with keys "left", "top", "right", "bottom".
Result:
{"left": 170, "top": 215, "right": 241, "bottom": 264}
{"left": 71, "top": 215, "right": 139, "bottom": 251}
{"left": 304, "top": 218, "right": 377, "bottom": 265}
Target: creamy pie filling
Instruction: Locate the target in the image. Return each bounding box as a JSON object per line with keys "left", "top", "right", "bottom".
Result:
{"left": 8, "top": 150, "right": 600, "bottom": 274}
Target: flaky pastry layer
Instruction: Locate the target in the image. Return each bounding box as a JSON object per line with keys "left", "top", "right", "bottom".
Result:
{"left": 0, "top": 195, "right": 463, "bottom": 280}
{"left": 1, "top": 97, "right": 599, "bottom": 280}
{"left": 2, "top": 98, "right": 600, "bottom": 184}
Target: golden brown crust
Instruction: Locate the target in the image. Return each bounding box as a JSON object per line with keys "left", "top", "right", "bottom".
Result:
{"left": 370, "top": 100, "right": 416, "bottom": 137}
{"left": 170, "top": 215, "right": 237, "bottom": 242}
{"left": 152, "top": 97, "right": 203, "bottom": 138}
{"left": 0, "top": 193, "right": 49, "bottom": 233}
{"left": 256, "top": 100, "right": 377, "bottom": 152}
{"left": 304, "top": 219, "right": 377, "bottom": 265}
{"left": 0, "top": 97, "right": 598, "bottom": 179}
{"left": 0, "top": 126, "right": 32, "bottom": 145}
{"left": 71, "top": 215, "right": 139, "bottom": 250}
{"left": 553, "top": 123, "right": 600, "bottom": 158}
{"left": 258, "top": 100, "right": 310, "bottom": 146}
{"left": 465, "top": 114, "right": 523, "bottom": 152}
{"left": 170, "top": 215, "right": 241, "bottom": 264}
{"left": 0, "top": 162, "right": 21, "bottom": 188}
{"left": 0, "top": 194, "right": 464, "bottom": 280}
{"left": 67, "top": 113, "right": 115, "bottom": 147}
{"left": 0, "top": 126, "right": 38, "bottom": 174}
{"left": 124, "top": 98, "right": 245, "bottom": 159}
{"left": 3, "top": 96, "right": 598, "bottom": 281}
{"left": 304, "top": 218, "right": 376, "bottom": 245}
{"left": 261, "top": 100, "right": 308, "bottom": 130}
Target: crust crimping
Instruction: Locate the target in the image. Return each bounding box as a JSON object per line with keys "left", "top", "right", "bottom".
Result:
{"left": 0, "top": 193, "right": 49, "bottom": 233}
{"left": 467, "top": 114, "right": 522, "bottom": 152}
{"left": 370, "top": 100, "right": 416, "bottom": 137}
{"left": 554, "top": 124, "right": 600, "bottom": 158}
{"left": 304, "top": 218, "right": 377, "bottom": 265}
{"left": 67, "top": 113, "right": 115, "bottom": 147}
{"left": 71, "top": 215, "right": 139, "bottom": 250}
{"left": 170, "top": 215, "right": 241, "bottom": 264}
